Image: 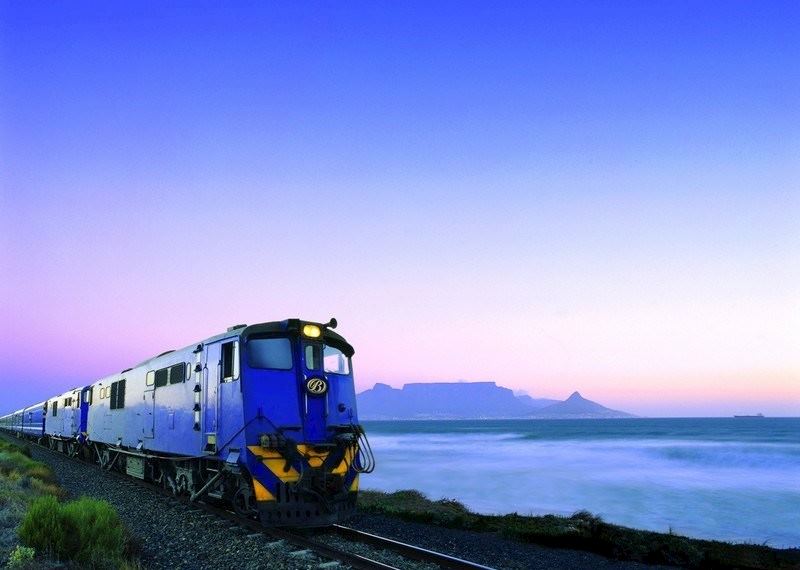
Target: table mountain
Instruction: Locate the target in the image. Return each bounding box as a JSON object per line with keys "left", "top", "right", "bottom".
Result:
{"left": 357, "top": 382, "right": 633, "bottom": 419}
{"left": 357, "top": 382, "right": 531, "bottom": 419}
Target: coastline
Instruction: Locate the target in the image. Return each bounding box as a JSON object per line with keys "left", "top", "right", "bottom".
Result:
{"left": 357, "top": 489, "right": 800, "bottom": 569}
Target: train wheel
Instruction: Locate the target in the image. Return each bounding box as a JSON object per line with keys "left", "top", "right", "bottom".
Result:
{"left": 157, "top": 463, "right": 178, "bottom": 495}
{"left": 176, "top": 473, "right": 191, "bottom": 496}
{"left": 232, "top": 481, "right": 256, "bottom": 517}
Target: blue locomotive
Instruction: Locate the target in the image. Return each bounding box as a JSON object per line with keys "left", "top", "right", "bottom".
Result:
{"left": 0, "top": 318, "right": 375, "bottom": 526}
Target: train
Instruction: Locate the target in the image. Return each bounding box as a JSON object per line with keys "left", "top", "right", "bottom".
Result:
{"left": 0, "top": 318, "right": 375, "bottom": 527}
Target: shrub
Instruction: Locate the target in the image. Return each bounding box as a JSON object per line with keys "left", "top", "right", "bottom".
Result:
{"left": 17, "top": 495, "right": 69, "bottom": 560}
{"left": 18, "top": 495, "right": 126, "bottom": 566}
{"left": 62, "top": 497, "right": 126, "bottom": 565}
{"left": 7, "top": 545, "right": 36, "bottom": 568}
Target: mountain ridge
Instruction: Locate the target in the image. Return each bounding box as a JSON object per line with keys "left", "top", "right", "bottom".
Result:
{"left": 357, "top": 382, "right": 634, "bottom": 420}
{"left": 529, "top": 391, "right": 635, "bottom": 418}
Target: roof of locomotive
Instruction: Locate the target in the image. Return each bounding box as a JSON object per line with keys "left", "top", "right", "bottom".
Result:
{"left": 132, "top": 318, "right": 354, "bottom": 370}
{"left": 239, "top": 319, "right": 354, "bottom": 356}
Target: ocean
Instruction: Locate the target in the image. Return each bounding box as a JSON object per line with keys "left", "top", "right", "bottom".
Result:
{"left": 361, "top": 418, "right": 800, "bottom": 548}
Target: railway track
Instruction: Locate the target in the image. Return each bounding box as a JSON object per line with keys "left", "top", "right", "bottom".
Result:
{"left": 7, "top": 434, "right": 497, "bottom": 570}
{"left": 328, "top": 525, "right": 496, "bottom": 570}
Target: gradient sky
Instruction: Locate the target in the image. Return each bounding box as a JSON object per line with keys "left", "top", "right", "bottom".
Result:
{"left": 1, "top": 2, "right": 798, "bottom": 416}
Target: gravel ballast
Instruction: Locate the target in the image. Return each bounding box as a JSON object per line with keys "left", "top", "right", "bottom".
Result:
{"left": 13, "top": 437, "right": 673, "bottom": 569}
{"left": 8, "top": 440, "right": 323, "bottom": 569}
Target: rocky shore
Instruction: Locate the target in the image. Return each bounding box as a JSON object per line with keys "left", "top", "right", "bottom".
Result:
{"left": 356, "top": 490, "right": 800, "bottom": 570}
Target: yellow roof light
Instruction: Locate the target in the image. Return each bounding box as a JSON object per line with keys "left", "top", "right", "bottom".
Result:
{"left": 302, "top": 324, "right": 322, "bottom": 338}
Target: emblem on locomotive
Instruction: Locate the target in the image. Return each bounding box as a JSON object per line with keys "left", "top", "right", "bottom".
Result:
{"left": 306, "top": 377, "right": 328, "bottom": 395}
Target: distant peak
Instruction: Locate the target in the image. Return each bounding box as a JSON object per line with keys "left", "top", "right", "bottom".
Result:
{"left": 567, "top": 391, "right": 584, "bottom": 400}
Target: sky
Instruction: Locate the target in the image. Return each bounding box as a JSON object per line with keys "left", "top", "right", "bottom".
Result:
{"left": 1, "top": 2, "right": 798, "bottom": 417}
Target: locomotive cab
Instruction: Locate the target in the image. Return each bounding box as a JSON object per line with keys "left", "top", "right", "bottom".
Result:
{"left": 235, "top": 319, "right": 372, "bottom": 526}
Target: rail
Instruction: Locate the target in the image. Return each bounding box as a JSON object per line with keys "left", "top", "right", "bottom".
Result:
{"left": 332, "top": 525, "right": 497, "bottom": 570}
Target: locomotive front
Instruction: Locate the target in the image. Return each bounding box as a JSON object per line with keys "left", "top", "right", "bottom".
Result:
{"left": 236, "top": 319, "right": 373, "bottom": 526}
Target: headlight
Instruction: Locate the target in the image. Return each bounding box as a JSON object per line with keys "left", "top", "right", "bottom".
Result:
{"left": 302, "top": 324, "right": 322, "bottom": 338}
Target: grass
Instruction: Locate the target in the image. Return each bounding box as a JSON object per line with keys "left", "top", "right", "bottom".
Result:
{"left": 0, "top": 440, "right": 63, "bottom": 499}
{"left": 358, "top": 489, "right": 800, "bottom": 569}
{"left": 0, "top": 435, "right": 139, "bottom": 569}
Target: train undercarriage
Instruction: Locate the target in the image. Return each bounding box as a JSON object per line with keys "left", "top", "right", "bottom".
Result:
{"left": 23, "top": 432, "right": 359, "bottom": 525}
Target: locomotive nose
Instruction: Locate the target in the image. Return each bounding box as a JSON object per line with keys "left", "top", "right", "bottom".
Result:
{"left": 298, "top": 335, "right": 357, "bottom": 443}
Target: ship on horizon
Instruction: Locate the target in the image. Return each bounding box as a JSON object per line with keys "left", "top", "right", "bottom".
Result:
{"left": 733, "top": 413, "right": 765, "bottom": 418}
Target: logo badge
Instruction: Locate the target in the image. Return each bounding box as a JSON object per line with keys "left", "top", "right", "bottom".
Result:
{"left": 306, "top": 378, "right": 328, "bottom": 395}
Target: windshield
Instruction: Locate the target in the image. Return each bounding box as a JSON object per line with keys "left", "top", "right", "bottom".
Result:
{"left": 247, "top": 338, "right": 293, "bottom": 370}
{"left": 323, "top": 345, "right": 350, "bottom": 375}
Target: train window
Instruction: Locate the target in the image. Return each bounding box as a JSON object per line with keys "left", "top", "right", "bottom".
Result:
{"left": 247, "top": 338, "right": 292, "bottom": 370}
{"left": 110, "top": 379, "right": 126, "bottom": 410}
{"left": 146, "top": 370, "right": 155, "bottom": 387}
{"left": 154, "top": 368, "right": 168, "bottom": 388}
{"left": 304, "top": 344, "right": 321, "bottom": 371}
{"left": 169, "top": 363, "right": 185, "bottom": 384}
{"left": 323, "top": 345, "right": 351, "bottom": 375}
{"left": 221, "top": 341, "right": 240, "bottom": 381}
{"left": 52, "top": 402, "right": 58, "bottom": 417}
